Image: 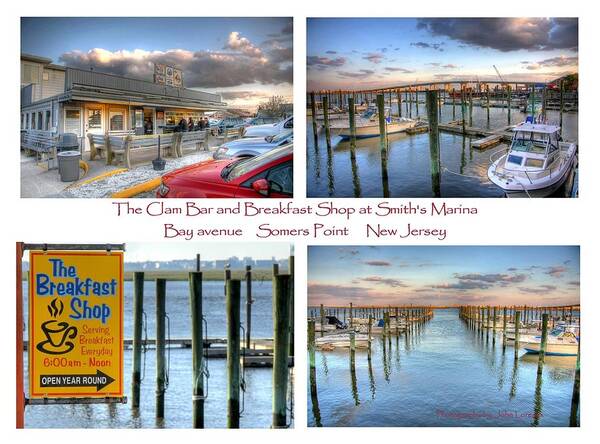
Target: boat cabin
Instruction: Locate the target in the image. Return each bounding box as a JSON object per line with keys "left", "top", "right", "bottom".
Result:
{"left": 505, "top": 123, "right": 562, "bottom": 170}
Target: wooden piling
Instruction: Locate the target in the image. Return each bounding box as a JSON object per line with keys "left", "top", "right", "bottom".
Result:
{"left": 560, "top": 80, "right": 564, "bottom": 129}
{"left": 308, "top": 319, "right": 321, "bottom": 426}
{"left": 396, "top": 90, "right": 402, "bottom": 118}
{"left": 322, "top": 95, "right": 332, "bottom": 150}
{"left": 190, "top": 271, "right": 204, "bottom": 428}
{"left": 376, "top": 94, "right": 387, "bottom": 152}
{"left": 461, "top": 87, "right": 466, "bottom": 133}
{"left": 273, "top": 274, "right": 292, "bottom": 428}
{"left": 426, "top": 90, "right": 441, "bottom": 197}
{"left": 349, "top": 302, "right": 354, "bottom": 328}
{"left": 310, "top": 92, "right": 319, "bottom": 148}
{"left": 131, "top": 272, "right": 144, "bottom": 409}
{"left": 348, "top": 96, "right": 357, "bottom": 149}
{"left": 569, "top": 341, "right": 580, "bottom": 427}
{"left": 468, "top": 89, "right": 473, "bottom": 127}
{"left": 320, "top": 304, "right": 325, "bottom": 337}
{"left": 245, "top": 265, "right": 252, "bottom": 350}
{"left": 155, "top": 279, "right": 166, "bottom": 419}
{"left": 492, "top": 306, "right": 497, "bottom": 345}
{"left": 514, "top": 311, "right": 521, "bottom": 360}
{"left": 486, "top": 85, "right": 490, "bottom": 125}
{"left": 452, "top": 88, "right": 456, "bottom": 120}
{"left": 226, "top": 279, "right": 241, "bottom": 428}
{"left": 537, "top": 313, "right": 548, "bottom": 375}
{"left": 507, "top": 85, "right": 512, "bottom": 125}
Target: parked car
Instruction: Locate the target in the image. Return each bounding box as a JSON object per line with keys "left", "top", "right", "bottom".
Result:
{"left": 242, "top": 116, "right": 293, "bottom": 138}
{"left": 210, "top": 117, "right": 246, "bottom": 136}
{"left": 156, "top": 144, "right": 293, "bottom": 198}
{"left": 244, "top": 116, "right": 281, "bottom": 126}
{"left": 213, "top": 130, "right": 293, "bottom": 160}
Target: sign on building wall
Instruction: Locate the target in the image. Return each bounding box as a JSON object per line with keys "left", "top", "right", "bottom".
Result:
{"left": 28, "top": 250, "right": 124, "bottom": 399}
{"left": 154, "top": 63, "right": 183, "bottom": 88}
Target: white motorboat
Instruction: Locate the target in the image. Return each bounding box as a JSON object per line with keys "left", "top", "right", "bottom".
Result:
{"left": 315, "top": 333, "right": 370, "bottom": 350}
{"left": 488, "top": 119, "right": 577, "bottom": 197}
{"left": 522, "top": 331, "right": 579, "bottom": 356}
{"left": 328, "top": 105, "right": 417, "bottom": 140}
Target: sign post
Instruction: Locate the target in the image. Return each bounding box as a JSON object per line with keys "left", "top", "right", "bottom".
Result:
{"left": 28, "top": 249, "right": 124, "bottom": 400}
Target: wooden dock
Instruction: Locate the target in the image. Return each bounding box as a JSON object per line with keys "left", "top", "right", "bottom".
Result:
{"left": 471, "top": 134, "right": 503, "bottom": 149}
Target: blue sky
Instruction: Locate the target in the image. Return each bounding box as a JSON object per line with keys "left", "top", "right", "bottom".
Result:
{"left": 308, "top": 246, "right": 580, "bottom": 306}
{"left": 307, "top": 18, "right": 578, "bottom": 90}
{"left": 21, "top": 17, "right": 293, "bottom": 109}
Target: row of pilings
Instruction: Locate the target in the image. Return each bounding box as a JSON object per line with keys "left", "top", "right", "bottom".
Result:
{"left": 309, "top": 81, "right": 574, "bottom": 198}
{"left": 307, "top": 305, "right": 434, "bottom": 426}
{"left": 458, "top": 304, "right": 580, "bottom": 426}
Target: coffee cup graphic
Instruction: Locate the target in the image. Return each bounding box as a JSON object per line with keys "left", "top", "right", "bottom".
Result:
{"left": 36, "top": 298, "right": 78, "bottom": 355}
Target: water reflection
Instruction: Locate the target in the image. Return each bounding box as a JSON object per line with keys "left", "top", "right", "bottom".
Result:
{"left": 308, "top": 106, "right": 578, "bottom": 198}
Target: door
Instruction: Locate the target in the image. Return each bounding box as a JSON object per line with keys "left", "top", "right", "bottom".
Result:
{"left": 85, "top": 105, "right": 104, "bottom": 152}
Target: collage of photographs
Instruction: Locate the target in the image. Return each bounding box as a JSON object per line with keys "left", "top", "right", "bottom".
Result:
{"left": 11, "top": 7, "right": 591, "bottom": 436}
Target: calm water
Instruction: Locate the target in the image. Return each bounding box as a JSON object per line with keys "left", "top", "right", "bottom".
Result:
{"left": 23, "top": 279, "right": 292, "bottom": 428}
{"left": 307, "top": 102, "right": 578, "bottom": 198}
{"left": 308, "top": 309, "right": 578, "bottom": 427}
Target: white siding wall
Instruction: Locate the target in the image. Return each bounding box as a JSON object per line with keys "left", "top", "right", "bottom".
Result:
{"left": 41, "top": 68, "right": 65, "bottom": 99}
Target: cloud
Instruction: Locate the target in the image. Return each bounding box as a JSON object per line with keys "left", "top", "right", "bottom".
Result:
{"left": 224, "top": 31, "right": 264, "bottom": 58}
{"left": 337, "top": 69, "right": 376, "bottom": 79}
{"left": 568, "top": 280, "right": 580, "bottom": 287}
{"left": 357, "top": 276, "right": 408, "bottom": 288}
{"left": 523, "top": 55, "right": 578, "bottom": 70}
{"left": 325, "top": 50, "right": 337, "bottom": 54}
{"left": 545, "top": 266, "right": 567, "bottom": 277}
{"left": 307, "top": 55, "right": 347, "bottom": 68}
{"left": 385, "top": 66, "right": 415, "bottom": 73}
{"left": 219, "top": 90, "right": 270, "bottom": 100}
{"left": 281, "top": 22, "right": 293, "bottom": 35}
{"left": 364, "top": 260, "right": 391, "bottom": 266}
{"left": 430, "top": 281, "right": 491, "bottom": 290}
{"left": 411, "top": 41, "right": 444, "bottom": 51}
{"left": 363, "top": 52, "right": 384, "bottom": 64}
{"left": 59, "top": 44, "right": 292, "bottom": 89}
{"left": 416, "top": 18, "right": 578, "bottom": 52}
{"left": 518, "top": 285, "right": 557, "bottom": 294}
{"left": 427, "top": 62, "right": 458, "bottom": 69}
{"left": 455, "top": 273, "right": 528, "bottom": 284}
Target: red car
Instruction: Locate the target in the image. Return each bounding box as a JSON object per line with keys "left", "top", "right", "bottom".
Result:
{"left": 156, "top": 144, "right": 293, "bottom": 198}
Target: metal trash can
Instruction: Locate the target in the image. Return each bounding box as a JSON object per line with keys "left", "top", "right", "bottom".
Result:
{"left": 57, "top": 150, "right": 81, "bottom": 182}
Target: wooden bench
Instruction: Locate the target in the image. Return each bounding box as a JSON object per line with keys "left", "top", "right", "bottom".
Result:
{"left": 108, "top": 133, "right": 181, "bottom": 169}
{"left": 21, "top": 131, "right": 58, "bottom": 168}
{"left": 178, "top": 130, "right": 208, "bottom": 157}
{"left": 89, "top": 130, "right": 135, "bottom": 162}
{"left": 214, "top": 126, "right": 243, "bottom": 144}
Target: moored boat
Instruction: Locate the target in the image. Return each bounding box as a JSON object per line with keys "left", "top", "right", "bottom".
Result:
{"left": 488, "top": 119, "right": 577, "bottom": 197}
{"left": 328, "top": 105, "right": 417, "bottom": 140}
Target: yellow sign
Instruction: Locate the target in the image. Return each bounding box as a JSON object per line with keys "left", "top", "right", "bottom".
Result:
{"left": 29, "top": 251, "right": 123, "bottom": 398}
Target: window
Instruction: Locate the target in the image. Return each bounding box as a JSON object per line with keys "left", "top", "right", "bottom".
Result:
{"left": 45, "top": 111, "right": 51, "bottom": 131}
{"left": 507, "top": 154, "right": 523, "bottom": 166}
{"left": 525, "top": 158, "right": 544, "bottom": 168}
{"left": 37, "top": 112, "right": 43, "bottom": 130}
{"left": 65, "top": 109, "right": 81, "bottom": 136}
{"left": 266, "top": 162, "right": 293, "bottom": 195}
{"left": 109, "top": 110, "right": 125, "bottom": 131}
{"left": 283, "top": 117, "right": 293, "bottom": 129}
{"left": 88, "top": 109, "right": 102, "bottom": 129}
{"left": 21, "top": 114, "right": 24, "bottom": 129}
{"left": 31, "top": 113, "right": 36, "bottom": 130}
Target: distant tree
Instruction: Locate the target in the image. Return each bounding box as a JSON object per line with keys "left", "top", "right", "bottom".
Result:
{"left": 257, "top": 96, "right": 287, "bottom": 117}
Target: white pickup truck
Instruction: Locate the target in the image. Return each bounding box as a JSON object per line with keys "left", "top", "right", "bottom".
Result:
{"left": 243, "top": 116, "right": 293, "bottom": 138}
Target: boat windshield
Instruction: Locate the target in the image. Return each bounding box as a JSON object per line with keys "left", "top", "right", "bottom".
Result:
{"left": 361, "top": 108, "right": 376, "bottom": 119}
{"left": 511, "top": 131, "right": 549, "bottom": 154}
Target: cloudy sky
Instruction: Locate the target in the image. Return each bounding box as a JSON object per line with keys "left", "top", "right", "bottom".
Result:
{"left": 21, "top": 17, "right": 293, "bottom": 109}
{"left": 307, "top": 18, "right": 578, "bottom": 90}
{"left": 308, "top": 246, "right": 580, "bottom": 307}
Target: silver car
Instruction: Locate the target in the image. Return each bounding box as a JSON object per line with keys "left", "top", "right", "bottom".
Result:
{"left": 213, "top": 130, "right": 293, "bottom": 159}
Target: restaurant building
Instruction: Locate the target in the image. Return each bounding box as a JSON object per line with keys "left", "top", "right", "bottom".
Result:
{"left": 20, "top": 53, "right": 226, "bottom": 151}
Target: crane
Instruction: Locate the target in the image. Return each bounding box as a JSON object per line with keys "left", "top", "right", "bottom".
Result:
{"left": 493, "top": 65, "right": 505, "bottom": 83}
